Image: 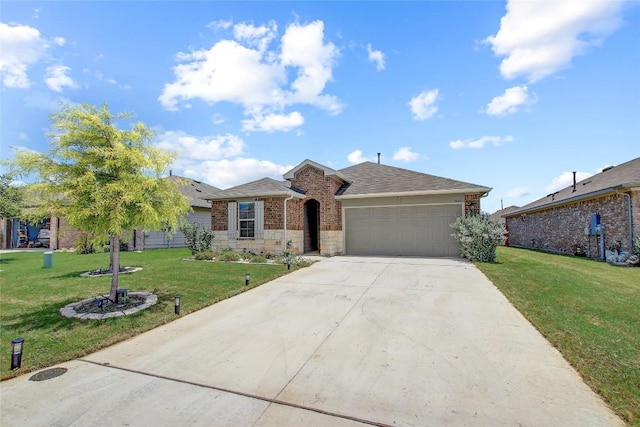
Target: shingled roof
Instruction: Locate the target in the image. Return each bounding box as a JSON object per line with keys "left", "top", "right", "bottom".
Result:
{"left": 336, "top": 162, "right": 491, "bottom": 198}
{"left": 168, "top": 175, "right": 223, "bottom": 208}
{"left": 506, "top": 157, "right": 640, "bottom": 216}
{"left": 206, "top": 177, "right": 305, "bottom": 200}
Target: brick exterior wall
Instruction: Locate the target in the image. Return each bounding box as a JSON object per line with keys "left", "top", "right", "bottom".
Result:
{"left": 464, "top": 194, "right": 480, "bottom": 216}
{"left": 505, "top": 191, "right": 637, "bottom": 258}
{"left": 290, "top": 165, "right": 343, "bottom": 231}
{"left": 210, "top": 164, "right": 346, "bottom": 256}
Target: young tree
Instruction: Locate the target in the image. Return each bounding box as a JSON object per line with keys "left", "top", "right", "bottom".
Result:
{"left": 0, "top": 174, "right": 23, "bottom": 219}
{"left": 8, "top": 103, "right": 191, "bottom": 301}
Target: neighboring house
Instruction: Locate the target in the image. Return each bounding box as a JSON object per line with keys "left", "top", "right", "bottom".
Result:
{"left": 489, "top": 205, "right": 519, "bottom": 245}
{"left": 1, "top": 174, "right": 221, "bottom": 251}
{"left": 504, "top": 157, "right": 640, "bottom": 258}
{"left": 138, "top": 174, "right": 222, "bottom": 250}
{"left": 208, "top": 159, "right": 491, "bottom": 257}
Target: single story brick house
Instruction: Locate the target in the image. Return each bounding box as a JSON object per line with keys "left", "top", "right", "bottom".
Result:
{"left": 504, "top": 157, "right": 640, "bottom": 258}
{"left": 207, "top": 159, "right": 491, "bottom": 257}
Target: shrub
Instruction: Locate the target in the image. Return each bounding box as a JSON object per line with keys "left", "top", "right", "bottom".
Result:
{"left": 278, "top": 253, "right": 312, "bottom": 268}
{"left": 217, "top": 250, "right": 241, "bottom": 262}
{"left": 180, "top": 223, "right": 214, "bottom": 254}
{"left": 194, "top": 251, "right": 215, "bottom": 261}
{"left": 249, "top": 255, "right": 267, "bottom": 263}
{"left": 450, "top": 213, "right": 506, "bottom": 262}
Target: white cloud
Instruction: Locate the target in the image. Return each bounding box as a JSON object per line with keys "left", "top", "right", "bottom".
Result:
{"left": 486, "top": 85, "right": 536, "bottom": 116}
{"left": 367, "top": 44, "right": 385, "bottom": 71}
{"left": 408, "top": 89, "right": 439, "bottom": 121}
{"left": 185, "top": 158, "right": 293, "bottom": 189}
{"left": 0, "top": 23, "right": 48, "bottom": 88}
{"left": 484, "top": 0, "right": 625, "bottom": 82}
{"left": 545, "top": 171, "right": 592, "bottom": 193}
{"left": 347, "top": 150, "right": 377, "bottom": 164}
{"left": 505, "top": 187, "right": 530, "bottom": 198}
{"left": 393, "top": 147, "right": 419, "bottom": 162}
{"left": 159, "top": 19, "right": 342, "bottom": 132}
{"left": 449, "top": 135, "right": 513, "bottom": 150}
{"left": 280, "top": 21, "right": 342, "bottom": 113}
{"left": 53, "top": 37, "right": 66, "bottom": 46}
{"left": 208, "top": 19, "right": 233, "bottom": 31}
{"left": 44, "top": 65, "right": 78, "bottom": 92}
{"left": 153, "top": 131, "right": 245, "bottom": 161}
{"left": 241, "top": 111, "right": 304, "bottom": 132}
{"left": 233, "top": 21, "right": 277, "bottom": 52}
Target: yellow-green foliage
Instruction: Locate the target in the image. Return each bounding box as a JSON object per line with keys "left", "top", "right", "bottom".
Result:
{"left": 8, "top": 103, "right": 191, "bottom": 238}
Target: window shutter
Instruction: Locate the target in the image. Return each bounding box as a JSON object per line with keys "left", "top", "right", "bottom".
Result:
{"left": 255, "top": 200, "right": 264, "bottom": 239}
{"left": 228, "top": 202, "right": 237, "bottom": 239}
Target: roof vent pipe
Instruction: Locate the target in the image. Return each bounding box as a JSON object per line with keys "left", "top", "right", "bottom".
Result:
{"left": 572, "top": 171, "right": 576, "bottom": 192}
{"left": 377, "top": 153, "right": 381, "bottom": 164}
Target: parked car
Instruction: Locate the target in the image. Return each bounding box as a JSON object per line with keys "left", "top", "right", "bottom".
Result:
{"left": 37, "top": 228, "right": 51, "bottom": 247}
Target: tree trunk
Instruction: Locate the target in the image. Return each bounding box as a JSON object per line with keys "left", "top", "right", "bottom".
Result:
{"left": 109, "top": 232, "right": 120, "bottom": 301}
{"left": 109, "top": 234, "right": 114, "bottom": 272}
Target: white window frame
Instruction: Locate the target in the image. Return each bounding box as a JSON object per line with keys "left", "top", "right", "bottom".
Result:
{"left": 238, "top": 201, "right": 256, "bottom": 239}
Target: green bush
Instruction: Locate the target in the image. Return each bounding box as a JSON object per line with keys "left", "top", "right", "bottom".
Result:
{"left": 180, "top": 223, "right": 214, "bottom": 254}
{"left": 249, "top": 255, "right": 267, "bottom": 263}
{"left": 450, "top": 213, "right": 506, "bottom": 262}
{"left": 217, "top": 250, "right": 241, "bottom": 262}
{"left": 194, "top": 251, "right": 215, "bottom": 261}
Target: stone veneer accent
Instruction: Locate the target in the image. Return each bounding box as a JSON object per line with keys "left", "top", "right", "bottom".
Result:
{"left": 212, "top": 229, "right": 304, "bottom": 256}
{"left": 506, "top": 191, "right": 637, "bottom": 258}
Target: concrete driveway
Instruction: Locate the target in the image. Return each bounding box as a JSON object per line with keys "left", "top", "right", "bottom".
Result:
{"left": 1, "top": 257, "right": 624, "bottom": 426}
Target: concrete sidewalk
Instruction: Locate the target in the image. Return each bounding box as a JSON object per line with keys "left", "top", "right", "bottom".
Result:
{"left": 0, "top": 257, "right": 625, "bottom": 426}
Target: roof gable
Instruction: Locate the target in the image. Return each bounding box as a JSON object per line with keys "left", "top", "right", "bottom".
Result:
{"left": 337, "top": 162, "right": 491, "bottom": 197}
{"left": 283, "top": 159, "right": 350, "bottom": 183}
{"left": 508, "top": 157, "right": 640, "bottom": 216}
{"left": 206, "top": 177, "right": 305, "bottom": 200}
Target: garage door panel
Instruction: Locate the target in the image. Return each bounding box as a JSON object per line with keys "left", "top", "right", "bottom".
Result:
{"left": 345, "top": 205, "right": 460, "bottom": 257}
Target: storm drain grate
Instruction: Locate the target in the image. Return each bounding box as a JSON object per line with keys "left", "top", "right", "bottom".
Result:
{"left": 29, "top": 367, "right": 68, "bottom": 382}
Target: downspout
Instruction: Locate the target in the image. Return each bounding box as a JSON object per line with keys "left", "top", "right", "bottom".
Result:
{"left": 283, "top": 193, "right": 294, "bottom": 254}
{"left": 615, "top": 189, "right": 633, "bottom": 251}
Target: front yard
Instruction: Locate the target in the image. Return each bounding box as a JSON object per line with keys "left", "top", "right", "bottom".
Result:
{"left": 0, "top": 248, "right": 294, "bottom": 380}
{"left": 476, "top": 246, "right": 640, "bottom": 426}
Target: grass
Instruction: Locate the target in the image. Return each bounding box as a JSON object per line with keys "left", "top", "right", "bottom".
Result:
{"left": 0, "top": 248, "right": 297, "bottom": 380}
{"left": 475, "top": 246, "right": 640, "bottom": 426}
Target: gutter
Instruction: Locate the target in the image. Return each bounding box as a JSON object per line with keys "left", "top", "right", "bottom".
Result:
{"left": 335, "top": 187, "right": 492, "bottom": 200}
{"left": 283, "top": 193, "right": 294, "bottom": 253}
{"left": 615, "top": 189, "right": 634, "bottom": 251}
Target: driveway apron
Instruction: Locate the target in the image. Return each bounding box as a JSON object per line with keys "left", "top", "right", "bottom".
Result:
{"left": 0, "top": 257, "right": 625, "bottom": 426}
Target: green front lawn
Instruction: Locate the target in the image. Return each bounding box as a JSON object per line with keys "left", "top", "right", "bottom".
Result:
{"left": 476, "top": 246, "right": 640, "bottom": 426}
{"left": 0, "top": 248, "right": 294, "bottom": 380}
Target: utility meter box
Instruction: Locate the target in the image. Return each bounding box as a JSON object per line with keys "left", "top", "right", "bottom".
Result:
{"left": 590, "top": 213, "right": 601, "bottom": 235}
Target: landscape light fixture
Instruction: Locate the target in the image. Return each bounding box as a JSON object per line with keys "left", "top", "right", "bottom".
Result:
{"left": 245, "top": 272, "right": 251, "bottom": 286}
{"left": 174, "top": 295, "right": 181, "bottom": 315}
{"left": 11, "top": 338, "right": 24, "bottom": 370}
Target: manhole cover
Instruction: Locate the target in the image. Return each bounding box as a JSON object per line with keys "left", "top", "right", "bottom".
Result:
{"left": 29, "top": 367, "right": 68, "bottom": 381}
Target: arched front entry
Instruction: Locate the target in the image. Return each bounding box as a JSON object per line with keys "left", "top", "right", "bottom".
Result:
{"left": 304, "top": 199, "right": 320, "bottom": 253}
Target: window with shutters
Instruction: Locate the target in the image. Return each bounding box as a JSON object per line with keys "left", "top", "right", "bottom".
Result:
{"left": 238, "top": 202, "right": 255, "bottom": 238}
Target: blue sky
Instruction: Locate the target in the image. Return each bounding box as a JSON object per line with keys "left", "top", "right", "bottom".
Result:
{"left": 1, "top": 1, "right": 639, "bottom": 214}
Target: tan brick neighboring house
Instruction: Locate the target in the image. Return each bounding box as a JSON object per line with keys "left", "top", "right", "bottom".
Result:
{"left": 504, "top": 157, "right": 640, "bottom": 259}
{"left": 207, "top": 159, "right": 491, "bottom": 257}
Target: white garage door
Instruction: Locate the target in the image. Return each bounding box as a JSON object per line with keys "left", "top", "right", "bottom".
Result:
{"left": 345, "top": 204, "right": 461, "bottom": 257}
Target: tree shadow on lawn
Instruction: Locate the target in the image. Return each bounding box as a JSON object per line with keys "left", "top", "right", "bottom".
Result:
{"left": 1, "top": 300, "right": 79, "bottom": 332}
{"left": 0, "top": 257, "right": 17, "bottom": 264}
